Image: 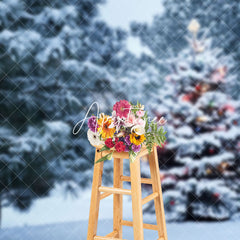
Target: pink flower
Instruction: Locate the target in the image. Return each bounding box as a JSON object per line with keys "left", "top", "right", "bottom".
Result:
{"left": 125, "top": 113, "right": 136, "bottom": 127}
{"left": 113, "top": 100, "right": 131, "bottom": 118}
{"left": 136, "top": 110, "right": 144, "bottom": 117}
{"left": 135, "top": 118, "right": 146, "bottom": 127}
{"left": 158, "top": 117, "right": 167, "bottom": 126}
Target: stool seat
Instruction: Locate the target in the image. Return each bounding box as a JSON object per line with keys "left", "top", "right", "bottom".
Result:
{"left": 87, "top": 145, "right": 168, "bottom": 240}
{"left": 94, "top": 144, "right": 151, "bottom": 159}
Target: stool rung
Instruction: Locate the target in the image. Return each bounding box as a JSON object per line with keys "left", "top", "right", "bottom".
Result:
{"left": 105, "top": 230, "right": 117, "bottom": 237}
{"left": 120, "top": 176, "right": 153, "bottom": 185}
{"left": 100, "top": 192, "right": 112, "bottom": 200}
{"left": 94, "top": 237, "right": 126, "bottom": 240}
{"left": 142, "top": 192, "right": 159, "bottom": 205}
{"left": 121, "top": 220, "right": 158, "bottom": 231}
{"left": 99, "top": 186, "right": 131, "bottom": 195}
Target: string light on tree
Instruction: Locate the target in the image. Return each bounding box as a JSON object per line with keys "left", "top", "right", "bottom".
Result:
{"left": 196, "top": 115, "right": 210, "bottom": 123}
{"left": 206, "top": 167, "right": 212, "bottom": 175}
{"left": 208, "top": 147, "right": 215, "bottom": 155}
{"left": 217, "top": 162, "right": 230, "bottom": 173}
{"left": 169, "top": 200, "right": 175, "bottom": 206}
{"left": 213, "top": 192, "right": 220, "bottom": 200}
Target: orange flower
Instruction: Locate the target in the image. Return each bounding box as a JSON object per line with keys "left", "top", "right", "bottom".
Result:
{"left": 98, "top": 115, "right": 115, "bottom": 139}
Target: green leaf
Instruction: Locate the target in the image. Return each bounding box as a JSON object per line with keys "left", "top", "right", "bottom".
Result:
{"left": 145, "top": 118, "right": 149, "bottom": 132}
{"left": 106, "top": 152, "right": 113, "bottom": 160}
{"left": 95, "top": 152, "right": 113, "bottom": 164}
{"left": 154, "top": 127, "right": 167, "bottom": 147}
{"left": 129, "top": 151, "right": 138, "bottom": 163}
{"left": 99, "top": 145, "right": 110, "bottom": 152}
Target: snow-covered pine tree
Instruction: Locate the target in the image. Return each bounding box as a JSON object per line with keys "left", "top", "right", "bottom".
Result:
{"left": 0, "top": 0, "right": 127, "bottom": 217}
{"left": 131, "top": 0, "right": 240, "bottom": 97}
{"left": 143, "top": 20, "right": 240, "bottom": 221}
{"left": 115, "top": 54, "right": 164, "bottom": 111}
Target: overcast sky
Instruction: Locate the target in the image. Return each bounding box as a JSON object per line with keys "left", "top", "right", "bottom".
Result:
{"left": 99, "top": 0, "right": 163, "bottom": 29}
{"left": 99, "top": 0, "right": 164, "bottom": 56}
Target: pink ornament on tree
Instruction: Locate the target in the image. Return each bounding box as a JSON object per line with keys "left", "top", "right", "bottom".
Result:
{"left": 211, "top": 66, "right": 227, "bottom": 83}
{"left": 222, "top": 104, "right": 235, "bottom": 113}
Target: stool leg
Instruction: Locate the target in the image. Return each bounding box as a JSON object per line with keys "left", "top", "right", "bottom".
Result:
{"left": 87, "top": 150, "right": 104, "bottom": 240}
{"left": 113, "top": 158, "right": 123, "bottom": 238}
{"left": 130, "top": 157, "right": 144, "bottom": 240}
{"left": 149, "top": 146, "right": 168, "bottom": 240}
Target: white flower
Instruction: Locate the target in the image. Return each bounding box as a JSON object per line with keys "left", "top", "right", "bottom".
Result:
{"left": 116, "top": 131, "right": 125, "bottom": 137}
{"left": 87, "top": 129, "right": 104, "bottom": 146}
{"left": 112, "top": 110, "right": 116, "bottom": 118}
{"left": 108, "top": 122, "right": 115, "bottom": 128}
{"left": 131, "top": 125, "right": 145, "bottom": 135}
{"left": 125, "top": 113, "right": 137, "bottom": 127}
{"left": 158, "top": 117, "right": 167, "bottom": 126}
{"left": 152, "top": 117, "right": 157, "bottom": 122}
{"left": 188, "top": 19, "right": 200, "bottom": 33}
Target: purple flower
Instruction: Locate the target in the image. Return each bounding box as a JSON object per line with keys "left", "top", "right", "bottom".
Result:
{"left": 132, "top": 144, "right": 141, "bottom": 153}
{"left": 124, "top": 145, "right": 130, "bottom": 152}
{"left": 88, "top": 116, "right": 98, "bottom": 132}
{"left": 125, "top": 135, "right": 131, "bottom": 146}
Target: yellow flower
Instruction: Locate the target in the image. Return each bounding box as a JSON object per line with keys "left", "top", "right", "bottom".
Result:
{"left": 129, "top": 132, "right": 146, "bottom": 145}
{"left": 97, "top": 115, "right": 115, "bottom": 139}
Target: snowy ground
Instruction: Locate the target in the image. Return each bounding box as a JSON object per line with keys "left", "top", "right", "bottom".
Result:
{"left": 2, "top": 184, "right": 133, "bottom": 228}
{"left": 1, "top": 219, "right": 240, "bottom": 240}
{"left": 2, "top": 185, "right": 240, "bottom": 240}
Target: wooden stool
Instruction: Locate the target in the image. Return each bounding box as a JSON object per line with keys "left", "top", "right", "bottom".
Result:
{"left": 87, "top": 145, "right": 168, "bottom": 240}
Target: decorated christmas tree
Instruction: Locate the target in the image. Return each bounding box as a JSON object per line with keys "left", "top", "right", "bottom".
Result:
{"left": 144, "top": 20, "right": 240, "bottom": 221}
{"left": 131, "top": 0, "right": 240, "bottom": 98}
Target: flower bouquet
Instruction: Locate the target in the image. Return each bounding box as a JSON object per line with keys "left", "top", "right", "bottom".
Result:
{"left": 87, "top": 100, "right": 167, "bottom": 163}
